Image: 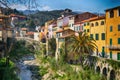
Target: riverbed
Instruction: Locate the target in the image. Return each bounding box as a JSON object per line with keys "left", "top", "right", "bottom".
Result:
{"left": 15, "top": 55, "right": 40, "bottom": 80}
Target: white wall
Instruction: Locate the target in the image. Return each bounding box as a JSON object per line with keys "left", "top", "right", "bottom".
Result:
{"left": 34, "top": 32, "right": 39, "bottom": 41}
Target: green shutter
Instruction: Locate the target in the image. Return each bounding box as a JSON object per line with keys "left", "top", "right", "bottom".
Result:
{"left": 96, "top": 34, "right": 99, "bottom": 40}
{"left": 118, "top": 38, "right": 120, "bottom": 44}
{"left": 87, "top": 22, "right": 89, "bottom": 26}
{"left": 87, "top": 29, "right": 89, "bottom": 32}
{"left": 90, "top": 34, "right": 93, "bottom": 38}
{"left": 110, "top": 38, "right": 112, "bottom": 45}
{"left": 101, "top": 33, "right": 105, "bottom": 40}
{"left": 110, "top": 51, "right": 112, "bottom": 59}
{"left": 110, "top": 26, "right": 113, "bottom": 32}
{"left": 84, "top": 29, "right": 86, "bottom": 32}
{"left": 118, "top": 25, "right": 120, "bottom": 31}
{"left": 117, "top": 53, "right": 120, "bottom": 60}
{"left": 84, "top": 23, "right": 86, "bottom": 26}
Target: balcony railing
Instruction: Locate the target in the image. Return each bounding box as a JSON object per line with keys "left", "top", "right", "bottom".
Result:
{"left": 109, "top": 45, "right": 120, "bottom": 51}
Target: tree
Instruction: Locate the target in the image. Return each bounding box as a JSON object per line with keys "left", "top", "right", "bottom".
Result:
{"left": 48, "top": 38, "right": 56, "bottom": 56}
{"left": 0, "top": 0, "right": 40, "bottom": 10}
{"left": 69, "top": 32, "right": 97, "bottom": 60}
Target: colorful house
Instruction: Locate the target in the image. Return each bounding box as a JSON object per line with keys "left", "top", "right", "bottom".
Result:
{"left": 68, "top": 15, "right": 75, "bottom": 30}
{"left": 20, "top": 28, "right": 28, "bottom": 37}
{"left": 39, "top": 26, "right": 46, "bottom": 43}
{"left": 89, "top": 16, "right": 106, "bottom": 56}
{"left": 82, "top": 19, "right": 91, "bottom": 36}
{"left": 55, "top": 29, "right": 75, "bottom": 60}
{"left": 74, "top": 12, "right": 98, "bottom": 32}
{"left": 45, "top": 20, "right": 54, "bottom": 38}
{"left": 27, "top": 31, "right": 34, "bottom": 39}
{"left": 34, "top": 32, "right": 39, "bottom": 41}
{"left": 105, "top": 6, "right": 120, "bottom": 60}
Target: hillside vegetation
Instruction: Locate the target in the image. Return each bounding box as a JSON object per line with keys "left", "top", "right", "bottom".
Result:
{"left": 28, "top": 10, "right": 77, "bottom": 26}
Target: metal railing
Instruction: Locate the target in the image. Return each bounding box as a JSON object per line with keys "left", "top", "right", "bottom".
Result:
{"left": 109, "top": 45, "right": 120, "bottom": 50}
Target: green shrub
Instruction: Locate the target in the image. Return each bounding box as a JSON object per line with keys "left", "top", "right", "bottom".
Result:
{"left": 0, "top": 58, "right": 19, "bottom": 80}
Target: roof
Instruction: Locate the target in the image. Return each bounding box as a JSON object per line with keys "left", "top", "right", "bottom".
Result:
{"left": 56, "top": 29, "right": 75, "bottom": 38}
{"left": 0, "top": 13, "right": 9, "bottom": 18}
{"left": 10, "top": 14, "right": 26, "bottom": 19}
{"left": 75, "top": 12, "right": 97, "bottom": 23}
{"left": 105, "top": 6, "right": 120, "bottom": 11}
{"left": 56, "top": 28, "right": 75, "bottom": 33}
{"left": 21, "top": 28, "right": 28, "bottom": 31}
{"left": 27, "top": 32, "right": 34, "bottom": 35}
{"left": 81, "top": 16, "right": 105, "bottom": 23}
{"left": 59, "top": 34, "right": 74, "bottom": 38}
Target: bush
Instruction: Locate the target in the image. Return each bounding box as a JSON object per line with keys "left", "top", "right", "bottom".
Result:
{"left": 0, "top": 58, "right": 19, "bottom": 80}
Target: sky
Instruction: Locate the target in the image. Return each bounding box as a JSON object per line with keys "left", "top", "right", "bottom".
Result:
{"left": 10, "top": 0, "right": 120, "bottom": 13}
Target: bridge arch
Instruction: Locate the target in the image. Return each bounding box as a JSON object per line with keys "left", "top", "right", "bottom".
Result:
{"left": 96, "top": 66, "right": 100, "bottom": 74}
{"left": 102, "top": 67, "right": 107, "bottom": 76}
{"left": 109, "top": 70, "right": 115, "bottom": 80}
{"left": 15, "top": 37, "right": 40, "bottom": 51}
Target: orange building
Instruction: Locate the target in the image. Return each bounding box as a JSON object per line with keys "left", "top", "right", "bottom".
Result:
{"left": 105, "top": 6, "right": 120, "bottom": 60}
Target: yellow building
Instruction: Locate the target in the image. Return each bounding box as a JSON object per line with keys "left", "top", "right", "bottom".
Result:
{"left": 90, "top": 16, "right": 106, "bottom": 56}
{"left": 82, "top": 19, "right": 91, "bottom": 36}
{"left": 68, "top": 15, "right": 75, "bottom": 31}
{"left": 45, "top": 20, "right": 54, "bottom": 37}
{"left": 105, "top": 6, "right": 120, "bottom": 60}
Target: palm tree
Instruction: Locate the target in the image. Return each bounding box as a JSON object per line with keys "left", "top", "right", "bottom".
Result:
{"left": 69, "top": 32, "right": 97, "bottom": 62}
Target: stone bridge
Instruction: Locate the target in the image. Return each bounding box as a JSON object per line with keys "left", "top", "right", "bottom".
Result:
{"left": 15, "top": 37, "right": 41, "bottom": 51}
{"left": 94, "top": 57, "right": 120, "bottom": 80}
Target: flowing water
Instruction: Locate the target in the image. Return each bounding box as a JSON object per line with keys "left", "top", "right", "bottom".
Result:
{"left": 16, "top": 55, "right": 36, "bottom": 80}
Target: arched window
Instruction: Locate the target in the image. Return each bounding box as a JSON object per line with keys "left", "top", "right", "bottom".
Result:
{"left": 84, "top": 23, "right": 86, "bottom": 26}
{"left": 101, "top": 21, "right": 104, "bottom": 25}
{"left": 91, "top": 23, "right": 94, "bottom": 27}
{"left": 95, "top": 22, "right": 99, "bottom": 26}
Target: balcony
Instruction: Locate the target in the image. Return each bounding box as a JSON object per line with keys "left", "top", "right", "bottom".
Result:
{"left": 56, "top": 29, "right": 75, "bottom": 38}
{"left": 109, "top": 45, "right": 120, "bottom": 51}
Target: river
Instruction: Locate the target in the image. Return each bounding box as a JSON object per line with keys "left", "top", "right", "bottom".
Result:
{"left": 15, "top": 55, "right": 39, "bottom": 80}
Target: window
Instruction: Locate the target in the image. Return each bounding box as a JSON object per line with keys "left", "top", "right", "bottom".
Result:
{"left": 87, "top": 22, "right": 89, "bottom": 26}
{"left": 84, "top": 29, "right": 86, "bottom": 32}
{"left": 71, "top": 24, "right": 74, "bottom": 27}
{"left": 87, "top": 29, "right": 89, "bottom": 32}
{"left": 95, "top": 34, "right": 99, "bottom": 40}
{"left": 77, "top": 27, "right": 79, "bottom": 31}
{"left": 69, "top": 24, "right": 71, "bottom": 27}
{"left": 118, "top": 8, "right": 120, "bottom": 16}
{"left": 91, "top": 23, "right": 94, "bottom": 27}
{"left": 101, "top": 21, "right": 104, "bottom": 25}
{"left": 118, "top": 25, "right": 120, "bottom": 31}
{"left": 59, "top": 26, "right": 62, "bottom": 28}
{"left": 110, "top": 51, "right": 112, "bottom": 59}
{"left": 101, "top": 33, "right": 105, "bottom": 40}
{"left": 95, "top": 22, "right": 99, "bottom": 26}
{"left": 109, "top": 10, "right": 114, "bottom": 18}
{"left": 56, "top": 33, "right": 58, "bottom": 38}
{"left": 84, "top": 23, "right": 86, "bottom": 26}
{"left": 110, "top": 38, "right": 112, "bottom": 45}
{"left": 118, "top": 38, "right": 120, "bottom": 44}
{"left": 117, "top": 53, "right": 120, "bottom": 60}
{"left": 110, "top": 26, "right": 113, "bottom": 32}
{"left": 90, "top": 34, "right": 93, "bottom": 38}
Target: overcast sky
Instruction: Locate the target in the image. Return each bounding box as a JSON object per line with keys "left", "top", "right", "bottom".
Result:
{"left": 10, "top": 0, "right": 120, "bottom": 13}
